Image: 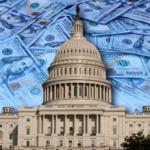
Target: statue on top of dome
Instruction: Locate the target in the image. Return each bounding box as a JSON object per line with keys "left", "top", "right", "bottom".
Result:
{"left": 75, "top": 5, "right": 81, "bottom": 21}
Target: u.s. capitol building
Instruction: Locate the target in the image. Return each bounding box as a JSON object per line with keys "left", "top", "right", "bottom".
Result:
{"left": 1, "top": 6, "right": 150, "bottom": 150}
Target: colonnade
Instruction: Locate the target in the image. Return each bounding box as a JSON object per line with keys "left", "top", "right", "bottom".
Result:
{"left": 43, "top": 83, "right": 111, "bottom": 103}
{"left": 38, "top": 114, "right": 104, "bottom": 136}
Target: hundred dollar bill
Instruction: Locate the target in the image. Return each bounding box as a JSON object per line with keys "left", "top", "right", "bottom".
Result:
{"left": 83, "top": 19, "right": 130, "bottom": 35}
{"left": 41, "top": 1, "right": 66, "bottom": 19}
{"left": 113, "top": 78, "right": 150, "bottom": 98}
{"left": 19, "top": 11, "right": 64, "bottom": 47}
{"left": 30, "top": 23, "right": 71, "bottom": 50}
{"left": 0, "top": 0, "right": 21, "bottom": 15}
{"left": 0, "top": 0, "right": 59, "bottom": 41}
{"left": 29, "top": 47, "right": 56, "bottom": 70}
{"left": 109, "top": 78, "right": 150, "bottom": 103}
{"left": 0, "top": 36, "right": 48, "bottom": 107}
{"left": 123, "top": 1, "right": 150, "bottom": 18}
{"left": 109, "top": 34, "right": 150, "bottom": 57}
{"left": 112, "top": 86, "right": 149, "bottom": 113}
{"left": 101, "top": 53, "right": 149, "bottom": 78}
{"left": 60, "top": 0, "right": 91, "bottom": 6}
{"left": 65, "top": 0, "right": 125, "bottom": 23}
{"left": 100, "top": 0, "right": 150, "bottom": 24}
{"left": 93, "top": 35, "right": 118, "bottom": 52}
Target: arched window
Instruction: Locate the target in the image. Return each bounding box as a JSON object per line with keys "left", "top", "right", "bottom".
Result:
{"left": 65, "top": 68, "right": 67, "bottom": 75}
{"left": 61, "top": 68, "right": 62, "bottom": 75}
{"left": 69, "top": 68, "right": 71, "bottom": 74}
{"left": 57, "top": 69, "right": 59, "bottom": 76}
{"left": 97, "top": 70, "right": 99, "bottom": 76}
{"left": 48, "top": 127, "right": 51, "bottom": 134}
{"left": 79, "top": 127, "right": 82, "bottom": 134}
{"left": 113, "top": 128, "right": 116, "bottom": 135}
{"left": 79, "top": 68, "right": 82, "bottom": 74}
{"left": 74, "top": 68, "right": 77, "bottom": 74}
{"left": 89, "top": 68, "right": 91, "bottom": 75}
{"left": 0, "top": 131, "right": 2, "bottom": 139}
{"left": 84, "top": 68, "right": 86, "bottom": 75}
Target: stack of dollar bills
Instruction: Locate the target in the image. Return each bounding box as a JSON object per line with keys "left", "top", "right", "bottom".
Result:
{"left": 0, "top": 0, "right": 150, "bottom": 113}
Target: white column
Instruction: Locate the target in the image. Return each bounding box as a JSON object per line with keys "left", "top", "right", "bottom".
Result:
{"left": 44, "top": 88, "right": 46, "bottom": 102}
{"left": 83, "top": 114, "right": 85, "bottom": 134}
{"left": 95, "top": 84, "right": 96, "bottom": 99}
{"left": 100, "top": 115, "right": 104, "bottom": 134}
{"left": 65, "top": 84, "right": 68, "bottom": 99}
{"left": 83, "top": 83, "right": 85, "bottom": 98}
{"left": 43, "top": 115, "right": 45, "bottom": 135}
{"left": 106, "top": 87, "right": 108, "bottom": 102}
{"left": 103, "top": 86, "right": 105, "bottom": 101}
{"left": 120, "top": 116, "right": 122, "bottom": 135}
{"left": 96, "top": 115, "right": 98, "bottom": 134}
{"left": 56, "top": 115, "right": 58, "bottom": 135}
{"left": 65, "top": 114, "right": 67, "bottom": 136}
{"left": 54, "top": 85, "right": 56, "bottom": 100}
{"left": 123, "top": 116, "right": 125, "bottom": 135}
{"left": 87, "top": 115, "right": 89, "bottom": 134}
{"left": 89, "top": 84, "right": 91, "bottom": 99}
{"left": 47, "top": 87, "right": 49, "bottom": 101}
{"left": 59, "top": 84, "right": 61, "bottom": 99}
{"left": 71, "top": 83, "right": 73, "bottom": 99}
{"left": 109, "top": 88, "right": 111, "bottom": 103}
{"left": 52, "top": 115, "right": 54, "bottom": 135}
{"left": 74, "top": 114, "right": 76, "bottom": 136}
{"left": 39, "top": 115, "right": 41, "bottom": 134}
{"left": 50, "top": 85, "right": 52, "bottom": 100}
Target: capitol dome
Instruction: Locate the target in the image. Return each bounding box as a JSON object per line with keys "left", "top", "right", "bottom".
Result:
{"left": 42, "top": 6, "right": 112, "bottom": 106}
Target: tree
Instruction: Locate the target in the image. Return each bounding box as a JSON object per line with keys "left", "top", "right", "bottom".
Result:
{"left": 121, "top": 131, "right": 150, "bottom": 150}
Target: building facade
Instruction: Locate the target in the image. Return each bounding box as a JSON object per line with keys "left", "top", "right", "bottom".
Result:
{"left": 0, "top": 6, "right": 150, "bottom": 149}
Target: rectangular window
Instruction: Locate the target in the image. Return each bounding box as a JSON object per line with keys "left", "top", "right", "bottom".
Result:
{"left": 60, "top": 127, "right": 64, "bottom": 135}
{"left": 0, "top": 132, "right": 2, "bottom": 139}
{"left": 79, "top": 118, "right": 82, "bottom": 121}
{"left": 91, "top": 86, "right": 92, "bottom": 98}
{"left": 97, "top": 70, "right": 99, "bottom": 76}
{"left": 48, "top": 119, "right": 51, "bottom": 121}
{"left": 60, "top": 140, "right": 63, "bottom": 147}
{"left": 113, "top": 128, "right": 116, "bottom": 135}
{"left": 0, "top": 125, "right": 2, "bottom": 127}
{"left": 9, "top": 134, "right": 12, "bottom": 139}
{"left": 9, "top": 145, "right": 12, "bottom": 149}
{"left": 92, "top": 127, "right": 95, "bottom": 134}
{"left": 91, "top": 140, "right": 95, "bottom": 147}
{"left": 78, "top": 140, "right": 81, "bottom": 147}
{"left": 70, "top": 118, "right": 73, "bottom": 121}
{"left": 138, "top": 124, "right": 141, "bottom": 127}
{"left": 27, "top": 118, "right": 30, "bottom": 122}
{"left": 27, "top": 129, "right": 30, "bottom": 135}
{"left": 113, "top": 141, "right": 116, "bottom": 147}
{"left": 61, "top": 69, "right": 62, "bottom": 75}
{"left": 74, "top": 86, "right": 77, "bottom": 97}
{"left": 61, "top": 118, "right": 64, "bottom": 121}
{"left": 79, "top": 86, "right": 82, "bottom": 96}
{"left": 113, "top": 118, "right": 116, "bottom": 121}
{"left": 10, "top": 124, "right": 13, "bottom": 127}
{"left": 26, "top": 141, "right": 30, "bottom": 146}
{"left": 69, "top": 68, "right": 71, "bottom": 74}
{"left": 85, "top": 87, "right": 87, "bottom": 97}
{"left": 92, "top": 118, "right": 95, "bottom": 121}
{"left": 130, "top": 124, "right": 133, "bottom": 127}
{"left": 48, "top": 127, "right": 51, "bottom": 134}
{"left": 57, "top": 69, "right": 59, "bottom": 76}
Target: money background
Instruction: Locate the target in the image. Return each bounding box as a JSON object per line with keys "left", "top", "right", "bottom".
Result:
{"left": 0, "top": 0, "right": 150, "bottom": 113}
